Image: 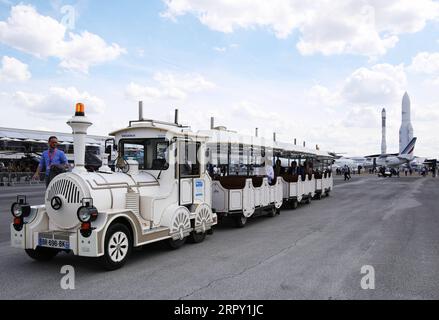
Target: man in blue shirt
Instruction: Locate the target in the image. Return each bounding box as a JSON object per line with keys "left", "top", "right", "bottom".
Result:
{"left": 33, "top": 136, "right": 69, "bottom": 187}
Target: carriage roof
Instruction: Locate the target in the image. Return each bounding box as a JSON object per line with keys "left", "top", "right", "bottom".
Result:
{"left": 109, "top": 120, "right": 209, "bottom": 140}
{"left": 199, "top": 129, "right": 333, "bottom": 160}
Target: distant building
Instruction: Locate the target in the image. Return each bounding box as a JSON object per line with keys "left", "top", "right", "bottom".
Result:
{"left": 0, "top": 127, "right": 109, "bottom": 171}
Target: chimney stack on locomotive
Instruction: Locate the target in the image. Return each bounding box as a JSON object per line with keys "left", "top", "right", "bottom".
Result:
{"left": 66, "top": 103, "right": 92, "bottom": 173}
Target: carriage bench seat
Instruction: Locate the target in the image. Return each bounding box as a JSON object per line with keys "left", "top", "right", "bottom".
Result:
{"left": 250, "top": 176, "right": 264, "bottom": 188}
{"left": 215, "top": 176, "right": 248, "bottom": 190}
{"left": 280, "top": 174, "right": 298, "bottom": 183}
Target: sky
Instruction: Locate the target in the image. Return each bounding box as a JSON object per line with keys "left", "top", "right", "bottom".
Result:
{"left": 0, "top": 0, "right": 439, "bottom": 158}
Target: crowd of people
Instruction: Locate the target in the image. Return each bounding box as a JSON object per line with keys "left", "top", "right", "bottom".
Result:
{"left": 0, "top": 161, "right": 38, "bottom": 186}
{"left": 1, "top": 136, "right": 70, "bottom": 187}
{"left": 208, "top": 158, "right": 329, "bottom": 184}
{"left": 0, "top": 161, "right": 35, "bottom": 173}
{"left": 335, "top": 165, "right": 352, "bottom": 181}
{"left": 334, "top": 164, "right": 437, "bottom": 180}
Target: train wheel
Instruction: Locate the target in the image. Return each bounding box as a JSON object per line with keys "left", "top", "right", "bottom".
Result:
{"left": 234, "top": 215, "right": 247, "bottom": 228}
{"left": 100, "top": 223, "right": 132, "bottom": 271}
{"left": 166, "top": 237, "right": 187, "bottom": 250}
{"left": 267, "top": 206, "right": 277, "bottom": 217}
{"left": 188, "top": 231, "right": 206, "bottom": 244}
{"left": 290, "top": 200, "right": 298, "bottom": 210}
{"left": 25, "top": 247, "right": 59, "bottom": 262}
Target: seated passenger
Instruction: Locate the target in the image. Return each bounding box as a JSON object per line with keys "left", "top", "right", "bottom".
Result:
{"left": 207, "top": 163, "right": 214, "bottom": 177}
{"left": 265, "top": 160, "right": 275, "bottom": 184}
{"left": 297, "top": 165, "right": 305, "bottom": 178}
{"left": 274, "top": 159, "right": 285, "bottom": 177}
{"left": 287, "top": 161, "right": 298, "bottom": 175}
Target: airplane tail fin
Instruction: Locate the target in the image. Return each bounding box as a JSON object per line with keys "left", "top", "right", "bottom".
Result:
{"left": 399, "top": 137, "right": 417, "bottom": 159}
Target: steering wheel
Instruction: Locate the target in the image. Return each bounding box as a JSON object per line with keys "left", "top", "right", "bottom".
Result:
{"left": 115, "top": 156, "right": 130, "bottom": 174}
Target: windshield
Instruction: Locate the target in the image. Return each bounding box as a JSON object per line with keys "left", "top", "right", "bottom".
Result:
{"left": 120, "top": 138, "right": 169, "bottom": 170}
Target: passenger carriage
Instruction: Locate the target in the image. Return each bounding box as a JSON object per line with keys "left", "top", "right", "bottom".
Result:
{"left": 275, "top": 143, "right": 333, "bottom": 208}
{"left": 312, "top": 150, "right": 334, "bottom": 199}
{"left": 200, "top": 128, "right": 283, "bottom": 228}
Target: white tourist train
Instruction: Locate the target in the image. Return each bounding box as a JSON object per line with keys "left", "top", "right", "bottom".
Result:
{"left": 10, "top": 103, "right": 333, "bottom": 270}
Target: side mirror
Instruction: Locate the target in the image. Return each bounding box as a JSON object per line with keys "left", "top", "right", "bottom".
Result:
{"left": 105, "top": 138, "right": 117, "bottom": 151}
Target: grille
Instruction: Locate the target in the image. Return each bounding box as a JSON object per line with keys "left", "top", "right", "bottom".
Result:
{"left": 126, "top": 191, "right": 140, "bottom": 215}
{"left": 47, "top": 179, "right": 81, "bottom": 204}
{"left": 39, "top": 231, "right": 72, "bottom": 241}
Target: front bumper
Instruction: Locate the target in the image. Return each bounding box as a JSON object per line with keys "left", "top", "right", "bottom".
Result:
{"left": 11, "top": 223, "right": 102, "bottom": 257}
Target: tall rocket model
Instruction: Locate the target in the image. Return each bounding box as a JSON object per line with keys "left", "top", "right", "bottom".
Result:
{"left": 381, "top": 108, "right": 387, "bottom": 154}
{"left": 399, "top": 92, "right": 414, "bottom": 153}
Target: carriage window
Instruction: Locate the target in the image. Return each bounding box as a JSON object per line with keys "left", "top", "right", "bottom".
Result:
{"left": 121, "top": 138, "right": 169, "bottom": 170}
{"left": 179, "top": 141, "right": 201, "bottom": 177}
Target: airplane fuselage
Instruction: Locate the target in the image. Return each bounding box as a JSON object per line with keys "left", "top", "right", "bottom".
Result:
{"left": 375, "top": 156, "right": 411, "bottom": 168}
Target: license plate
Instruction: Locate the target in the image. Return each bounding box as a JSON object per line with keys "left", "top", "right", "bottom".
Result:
{"left": 38, "top": 237, "right": 70, "bottom": 249}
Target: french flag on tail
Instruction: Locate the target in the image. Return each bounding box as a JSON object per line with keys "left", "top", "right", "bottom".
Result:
{"left": 400, "top": 137, "right": 417, "bottom": 157}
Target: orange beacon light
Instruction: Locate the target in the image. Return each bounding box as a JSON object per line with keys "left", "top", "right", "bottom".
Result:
{"left": 75, "top": 103, "right": 85, "bottom": 116}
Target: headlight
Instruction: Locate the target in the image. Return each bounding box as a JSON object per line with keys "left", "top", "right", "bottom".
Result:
{"left": 77, "top": 206, "right": 98, "bottom": 223}
{"left": 11, "top": 195, "right": 30, "bottom": 218}
{"left": 11, "top": 203, "right": 23, "bottom": 217}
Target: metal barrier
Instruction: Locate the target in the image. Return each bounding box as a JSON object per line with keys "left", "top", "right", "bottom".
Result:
{"left": 0, "top": 172, "right": 44, "bottom": 186}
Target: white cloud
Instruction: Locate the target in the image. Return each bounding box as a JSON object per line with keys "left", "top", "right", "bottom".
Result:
{"left": 213, "top": 43, "right": 240, "bottom": 52}
{"left": 126, "top": 72, "right": 216, "bottom": 101}
{"left": 307, "top": 64, "right": 407, "bottom": 110}
{"left": 0, "top": 56, "right": 31, "bottom": 81}
{"left": 413, "top": 103, "right": 439, "bottom": 122}
{"left": 126, "top": 82, "right": 162, "bottom": 100}
{"left": 137, "top": 49, "right": 145, "bottom": 57}
{"left": 0, "top": 5, "right": 125, "bottom": 73}
{"left": 57, "top": 31, "right": 126, "bottom": 74}
{"left": 213, "top": 46, "right": 227, "bottom": 52}
{"left": 342, "top": 106, "right": 380, "bottom": 128}
{"left": 162, "top": 0, "right": 439, "bottom": 57}
{"left": 408, "top": 51, "right": 439, "bottom": 74}
{"left": 11, "top": 87, "right": 105, "bottom": 116}
{"left": 305, "top": 84, "right": 341, "bottom": 108}
{"left": 341, "top": 63, "right": 406, "bottom": 105}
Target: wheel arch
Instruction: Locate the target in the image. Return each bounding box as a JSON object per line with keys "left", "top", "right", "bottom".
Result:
{"left": 100, "top": 213, "right": 138, "bottom": 253}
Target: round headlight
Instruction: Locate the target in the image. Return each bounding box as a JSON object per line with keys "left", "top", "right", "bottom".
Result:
{"left": 77, "top": 206, "right": 91, "bottom": 222}
{"left": 11, "top": 203, "right": 23, "bottom": 218}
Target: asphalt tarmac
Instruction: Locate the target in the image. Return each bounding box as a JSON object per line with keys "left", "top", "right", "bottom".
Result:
{"left": 1, "top": 175, "right": 438, "bottom": 299}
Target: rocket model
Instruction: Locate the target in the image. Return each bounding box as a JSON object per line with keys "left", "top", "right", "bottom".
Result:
{"left": 399, "top": 92, "right": 414, "bottom": 153}
{"left": 381, "top": 108, "right": 387, "bottom": 155}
